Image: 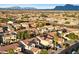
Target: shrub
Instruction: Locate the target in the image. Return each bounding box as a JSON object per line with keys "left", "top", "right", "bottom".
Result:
{"left": 7, "top": 48, "right": 15, "bottom": 54}
{"left": 40, "top": 49, "right": 48, "bottom": 54}
{"left": 66, "top": 33, "right": 78, "bottom": 41}
{"left": 65, "top": 21, "right": 70, "bottom": 24}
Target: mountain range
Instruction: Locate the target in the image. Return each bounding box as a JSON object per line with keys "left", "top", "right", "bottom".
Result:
{"left": 0, "top": 6, "right": 37, "bottom": 10}
{"left": 0, "top": 4, "right": 79, "bottom": 10}
{"left": 53, "top": 4, "right": 79, "bottom": 10}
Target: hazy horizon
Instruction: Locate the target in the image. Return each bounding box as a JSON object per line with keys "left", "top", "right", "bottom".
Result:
{"left": 0, "top": 4, "right": 66, "bottom": 9}
{"left": 0, "top": 4, "right": 79, "bottom": 9}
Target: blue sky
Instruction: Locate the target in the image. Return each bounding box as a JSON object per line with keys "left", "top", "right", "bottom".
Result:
{"left": 0, "top": 4, "right": 65, "bottom": 9}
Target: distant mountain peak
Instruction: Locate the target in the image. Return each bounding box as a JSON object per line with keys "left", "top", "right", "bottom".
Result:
{"left": 65, "top": 4, "right": 74, "bottom": 6}
{"left": 54, "top": 4, "right": 79, "bottom": 10}
{"left": 0, "top": 6, "right": 37, "bottom": 10}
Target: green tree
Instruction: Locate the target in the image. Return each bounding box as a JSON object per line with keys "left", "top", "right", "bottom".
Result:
{"left": 65, "top": 21, "right": 70, "bottom": 24}
{"left": 54, "top": 21, "right": 58, "bottom": 23}
{"left": 7, "top": 17, "right": 14, "bottom": 21}
{"left": 24, "top": 31, "right": 30, "bottom": 39}
{"left": 40, "top": 14, "right": 48, "bottom": 17}
{"left": 16, "top": 31, "right": 30, "bottom": 40}
{"left": 66, "top": 33, "right": 78, "bottom": 42}
{"left": 0, "top": 18, "right": 7, "bottom": 23}
{"left": 7, "top": 48, "right": 15, "bottom": 54}
{"left": 40, "top": 49, "right": 48, "bottom": 54}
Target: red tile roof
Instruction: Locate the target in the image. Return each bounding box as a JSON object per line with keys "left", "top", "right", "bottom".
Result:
{"left": 22, "top": 39, "right": 30, "bottom": 45}
{"left": 49, "top": 32, "right": 56, "bottom": 36}
{"left": 31, "top": 47, "right": 40, "bottom": 53}
{"left": 0, "top": 43, "right": 19, "bottom": 51}
{"left": 0, "top": 23, "right": 7, "bottom": 26}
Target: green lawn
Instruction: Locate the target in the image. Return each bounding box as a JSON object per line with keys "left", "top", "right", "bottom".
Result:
{"left": 40, "top": 49, "right": 48, "bottom": 54}
{"left": 66, "top": 33, "right": 78, "bottom": 42}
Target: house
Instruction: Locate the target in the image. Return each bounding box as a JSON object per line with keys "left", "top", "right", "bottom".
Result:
{"left": 20, "top": 22, "right": 29, "bottom": 29}
{"left": 40, "top": 40, "right": 50, "bottom": 46}
{"left": 14, "top": 47, "right": 21, "bottom": 53}
{"left": 2, "top": 32, "right": 17, "bottom": 44}
{"left": 54, "top": 26, "right": 61, "bottom": 31}
{"left": 57, "top": 30, "right": 63, "bottom": 37}
{"left": 38, "top": 26, "right": 54, "bottom": 34}
{"left": 29, "top": 22, "right": 37, "bottom": 28}
{"left": 0, "top": 43, "right": 19, "bottom": 53}
{"left": 19, "top": 40, "right": 40, "bottom": 54}
{"left": 57, "top": 37, "right": 64, "bottom": 46}
{"left": 29, "top": 28, "right": 39, "bottom": 37}
{"left": 19, "top": 40, "right": 29, "bottom": 50}
{"left": 44, "top": 26, "right": 54, "bottom": 32}
{"left": 0, "top": 27, "right": 3, "bottom": 32}
{"left": 38, "top": 27, "right": 48, "bottom": 34}
{"left": 2, "top": 24, "right": 14, "bottom": 33}
{"left": 36, "top": 36, "right": 50, "bottom": 46}
{"left": 49, "top": 32, "right": 56, "bottom": 37}
{"left": 7, "top": 21, "right": 13, "bottom": 25}
{"left": 13, "top": 23, "right": 21, "bottom": 30}
{"left": 0, "top": 23, "right": 7, "bottom": 27}
{"left": 7, "top": 25, "right": 15, "bottom": 32}
{"left": 18, "top": 40, "right": 34, "bottom": 54}
{"left": 31, "top": 47, "right": 41, "bottom": 54}
{"left": 2, "top": 26, "right": 8, "bottom": 33}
